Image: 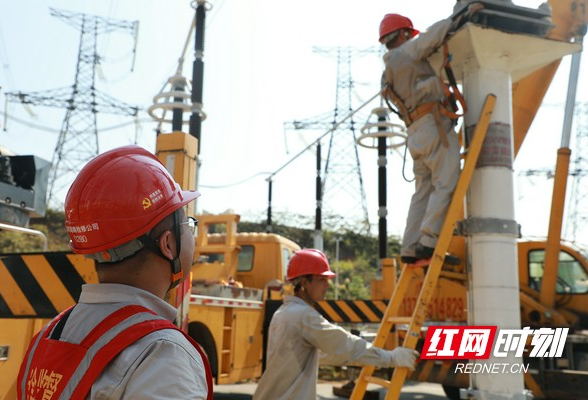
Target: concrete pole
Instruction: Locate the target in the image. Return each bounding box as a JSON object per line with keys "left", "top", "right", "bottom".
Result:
{"left": 463, "top": 67, "right": 524, "bottom": 399}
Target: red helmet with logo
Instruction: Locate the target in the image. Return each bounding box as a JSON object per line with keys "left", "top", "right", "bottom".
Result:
{"left": 286, "top": 249, "right": 336, "bottom": 281}
{"left": 379, "top": 14, "right": 419, "bottom": 43}
{"left": 65, "top": 145, "right": 200, "bottom": 255}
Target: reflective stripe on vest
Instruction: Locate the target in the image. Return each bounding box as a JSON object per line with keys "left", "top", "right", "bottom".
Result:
{"left": 18, "top": 304, "right": 213, "bottom": 400}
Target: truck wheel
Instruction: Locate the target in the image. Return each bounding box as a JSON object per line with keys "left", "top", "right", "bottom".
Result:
{"left": 442, "top": 384, "right": 461, "bottom": 400}
{"left": 189, "top": 322, "right": 218, "bottom": 381}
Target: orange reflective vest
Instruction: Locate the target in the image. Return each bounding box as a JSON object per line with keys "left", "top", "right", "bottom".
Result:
{"left": 18, "top": 304, "right": 213, "bottom": 400}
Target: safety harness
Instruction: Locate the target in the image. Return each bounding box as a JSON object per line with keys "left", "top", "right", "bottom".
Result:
{"left": 18, "top": 305, "right": 213, "bottom": 400}
{"left": 383, "top": 43, "right": 466, "bottom": 147}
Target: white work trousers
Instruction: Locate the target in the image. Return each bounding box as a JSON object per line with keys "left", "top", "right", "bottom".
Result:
{"left": 401, "top": 113, "right": 460, "bottom": 256}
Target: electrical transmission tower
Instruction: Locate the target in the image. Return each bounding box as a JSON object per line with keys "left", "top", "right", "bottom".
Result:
{"left": 567, "top": 101, "right": 588, "bottom": 241}
{"left": 6, "top": 8, "right": 138, "bottom": 206}
{"left": 284, "top": 47, "right": 377, "bottom": 233}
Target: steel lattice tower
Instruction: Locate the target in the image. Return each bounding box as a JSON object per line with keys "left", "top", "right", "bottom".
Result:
{"left": 285, "top": 47, "right": 376, "bottom": 233}
{"left": 566, "top": 101, "right": 588, "bottom": 241}
{"left": 6, "top": 8, "right": 138, "bottom": 206}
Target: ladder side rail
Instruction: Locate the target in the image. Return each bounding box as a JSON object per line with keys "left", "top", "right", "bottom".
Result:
{"left": 350, "top": 266, "right": 420, "bottom": 398}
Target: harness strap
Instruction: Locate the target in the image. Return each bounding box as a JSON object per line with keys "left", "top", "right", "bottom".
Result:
{"left": 71, "top": 318, "right": 213, "bottom": 400}
{"left": 81, "top": 305, "right": 156, "bottom": 347}
{"left": 382, "top": 43, "right": 466, "bottom": 150}
{"left": 441, "top": 43, "right": 467, "bottom": 118}
{"left": 408, "top": 102, "right": 437, "bottom": 123}
{"left": 432, "top": 104, "right": 450, "bottom": 148}
{"left": 382, "top": 85, "right": 412, "bottom": 126}
{"left": 19, "top": 305, "right": 213, "bottom": 400}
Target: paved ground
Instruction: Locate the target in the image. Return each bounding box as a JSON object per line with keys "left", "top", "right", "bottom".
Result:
{"left": 213, "top": 380, "right": 449, "bottom": 399}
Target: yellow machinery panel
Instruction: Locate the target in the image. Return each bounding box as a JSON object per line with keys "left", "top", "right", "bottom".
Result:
{"left": 189, "top": 303, "right": 264, "bottom": 384}
{"left": 156, "top": 132, "right": 198, "bottom": 217}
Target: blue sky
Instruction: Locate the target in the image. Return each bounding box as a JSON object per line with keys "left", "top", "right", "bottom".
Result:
{"left": 1, "top": 0, "right": 587, "bottom": 247}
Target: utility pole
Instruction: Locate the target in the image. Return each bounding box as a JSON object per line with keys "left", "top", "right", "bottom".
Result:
{"left": 6, "top": 8, "right": 138, "bottom": 207}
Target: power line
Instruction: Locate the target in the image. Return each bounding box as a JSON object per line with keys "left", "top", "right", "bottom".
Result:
{"left": 200, "top": 172, "right": 273, "bottom": 189}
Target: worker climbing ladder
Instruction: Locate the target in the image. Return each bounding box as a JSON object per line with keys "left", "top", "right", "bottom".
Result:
{"left": 350, "top": 94, "right": 496, "bottom": 400}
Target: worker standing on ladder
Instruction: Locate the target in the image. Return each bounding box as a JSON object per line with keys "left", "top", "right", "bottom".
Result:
{"left": 17, "top": 145, "right": 212, "bottom": 400}
{"left": 253, "top": 249, "right": 419, "bottom": 400}
{"left": 380, "top": 4, "right": 482, "bottom": 265}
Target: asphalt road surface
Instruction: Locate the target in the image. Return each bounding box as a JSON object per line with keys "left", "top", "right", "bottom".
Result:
{"left": 213, "top": 380, "right": 450, "bottom": 399}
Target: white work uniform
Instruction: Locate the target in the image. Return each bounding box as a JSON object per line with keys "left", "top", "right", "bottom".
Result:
{"left": 383, "top": 18, "right": 461, "bottom": 256}
{"left": 253, "top": 295, "right": 397, "bottom": 400}
{"left": 60, "top": 283, "right": 209, "bottom": 399}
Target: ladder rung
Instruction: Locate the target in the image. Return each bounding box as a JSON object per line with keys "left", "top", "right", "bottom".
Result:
{"left": 387, "top": 316, "right": 413, "bottom": 325}
{"left": 363, "top": 375, "right": 392, "bottom": 389}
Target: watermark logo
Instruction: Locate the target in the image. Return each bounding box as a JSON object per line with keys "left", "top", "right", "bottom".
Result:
{"left": 422, "top": 326, "right": 568, "bottom": 360}
{"left": 422, "top": 326, "right": 496, "bottom": 359}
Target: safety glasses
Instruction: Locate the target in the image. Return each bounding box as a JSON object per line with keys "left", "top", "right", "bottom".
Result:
{"left": 180, "top": 216, "right": 198, "bottom": 235}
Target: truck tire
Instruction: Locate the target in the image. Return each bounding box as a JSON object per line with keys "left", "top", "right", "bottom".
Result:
{"left": 442, "top": 384, "right": 461, "bottom": 400}
{"left": 189, "top": 322, "right": 218, "bottom": 381}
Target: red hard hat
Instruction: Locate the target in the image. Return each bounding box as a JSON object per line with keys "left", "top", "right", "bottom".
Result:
{"left": 286, "top": 249, "right": 336, "bottom": 281}
{"left": 379, "top": 14, "right": 419, "bottom": 43}
{"left": 65, "top": 145, "right": 200, "bottom": 255}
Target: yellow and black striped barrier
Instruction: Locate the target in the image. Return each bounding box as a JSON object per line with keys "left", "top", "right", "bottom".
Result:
{"left": 264, "top": 299, "right": 390, "bottom": 324}
{"left": 0, "top": 252, "right": 96, "bottom": 318}
{"left": 314, "top": 300, "right": 389, "bottom": 323}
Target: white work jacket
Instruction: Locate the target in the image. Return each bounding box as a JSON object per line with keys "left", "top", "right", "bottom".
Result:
{"left": 60, "top": 284, "right": 209, "bottom": 399}
{"left": 383, "top": 18, "right": 453, "bottom": 112}
{"left": 254, "top": 296, "right": 396, "bottom": 400}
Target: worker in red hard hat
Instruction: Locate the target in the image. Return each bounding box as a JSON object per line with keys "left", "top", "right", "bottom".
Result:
{"left": 379, "top": 4, "right": 483, "bottom": 266}
{"left": 17, "top": 145, "right": 212, "bottom": 400}
{"left": 254, "top": 249, "right": 419, "bottom": 400}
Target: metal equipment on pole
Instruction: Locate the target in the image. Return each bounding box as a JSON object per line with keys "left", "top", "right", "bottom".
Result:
{"left": 190, "top": 1, "right": 207, "bottom": 149}
{"left": 357, "top": 107, "right": 406, "bottom": 258}
{"left": 266, "top": 179, "right": 273, "bottom": 233}
{"left": 377, "top": 112, "right": 388, "bottom": 259}
{"left": 314, "top": 142, "right": 324, "bottom": 250}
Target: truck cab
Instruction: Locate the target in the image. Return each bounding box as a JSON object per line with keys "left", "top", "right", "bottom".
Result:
{"left": 518, "top": 240, "right": 588, "bottom": 328}
{"left": 187, "top": 213, "right": 300, "bottom": 383}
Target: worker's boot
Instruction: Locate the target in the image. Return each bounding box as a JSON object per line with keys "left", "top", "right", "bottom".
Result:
{"left": 415, "top": 243, "right": 461, "bottom": 265}
{"left": 400, "top": 255, "right": 419, "bottom": 264}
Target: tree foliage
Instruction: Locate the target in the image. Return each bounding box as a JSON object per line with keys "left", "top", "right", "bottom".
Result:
{"left": 0, "top": 208, "right": 69, "bottom": 253}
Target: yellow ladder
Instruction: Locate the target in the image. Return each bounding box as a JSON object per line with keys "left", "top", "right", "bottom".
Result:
{"left": 350, "top": 94, "right": 496, "bottom": 400}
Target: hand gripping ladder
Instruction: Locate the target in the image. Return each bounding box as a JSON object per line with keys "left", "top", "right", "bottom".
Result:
{"left": 350, "top": 94, "right": 496, "bottom": 400}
